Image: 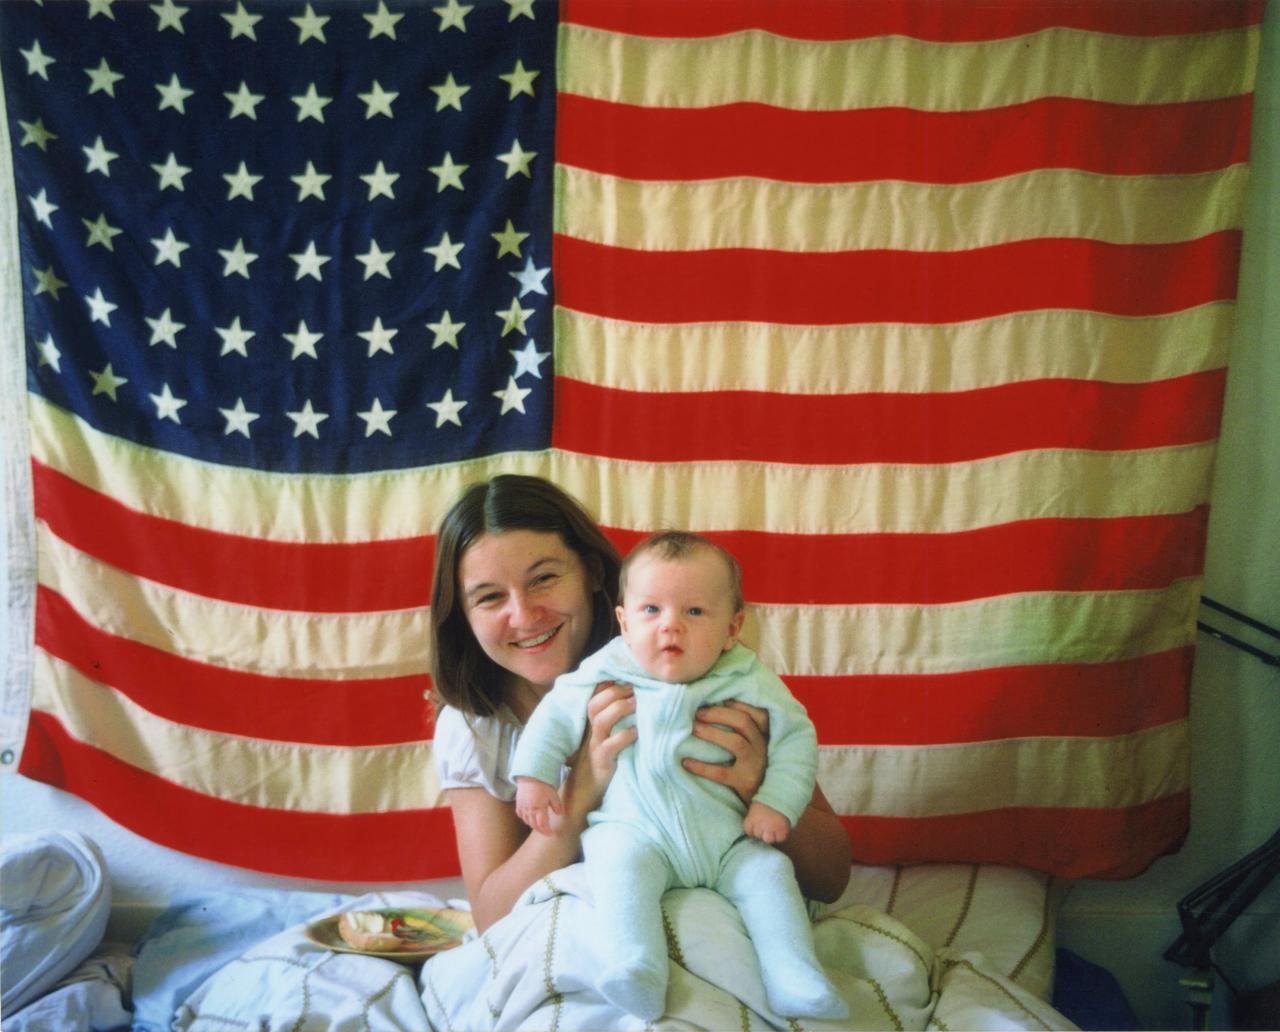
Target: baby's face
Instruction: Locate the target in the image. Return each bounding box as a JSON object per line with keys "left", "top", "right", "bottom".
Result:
{"left": 616, "top": 550, "right": 744, "bottom": 684}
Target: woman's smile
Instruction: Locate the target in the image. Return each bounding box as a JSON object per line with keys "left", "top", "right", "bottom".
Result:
{"left": 460, "top": 529, "right": 596, "bottom": 693}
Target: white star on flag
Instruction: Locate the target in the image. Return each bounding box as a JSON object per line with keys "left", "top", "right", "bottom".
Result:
{"left": 358, "top": 317, "right": 398, "bottom": 357}
{"left": 152, "top": 152, "right": 192, "bottom": 191}
{"left": 150, "top": 383, "right": 188, "bottom": 423}
{"left": 510, "top": 255, "right": 550, "bottom": 296}
{"left": 424, "top": 232, "right": 464, "bottom": 271}
{"left": 291, "top": 3, "right": 329, "bottom": 43}
{"left": 156, "top": 73, "right": 194, "bottom": 113}
{"left": 218, "top": 238, "right": 259, "bottom": 279}
{"left": 151, "top": 227, "right": 190, "bottom": 267}
{"left": 359, "top": 81, "right": 398, "bottom": 119}
{"left": 28, "top": 188, "right": 58, "bottom": 227}
{"left": 428, "top": 389, "right": 467, "bottom": 427}
{"left": 493, "top": 376, "right": 532, "bottom": 415}
{"left": 360, "top": 161, "right": 400, "bottom": 200}
{"left": 290, "top": 242, "right": 331, "bottom": 281}
{"left": 434, "top": 0, "right": 473, "bottom": 32}
{"left": 89, "top": 363, "right": 127, "bottom": 401}
{"left": 145, "top": 308, "right": 185, "bottom": 348}
{"left": 36, "top": 334, "right": 61, "bottom": 372}
{"left": 83, "top": 136, "right": 119, "bottom": 176}
{"left": 151, "top": 0, "right": 189, "bottom": 33}
{"left": 215, "top": 316, "right": 255, "bottom": 357}
{"left": 510, "top": 339, "right": 550, "bottom": 379}
{"left": 287, "top": 400, "right": 329, "bottom": 438}
{"left": 427, "top": 311, "right": 465, "bottom": 349}
{"left": 356, "top": 240, "right": 395, "bottom": 280}
{"left": 224, "top": 81, "right": 264, "bottom": 120}
{"left": 85, "top": 287, "right": 118, "bottom": 326}
{"left": 223, "top": 2, "right": 261, "bottom": 40}
{"left": 357, "top": 399, "right": 397, "bottom": 437}
{"left": 219, "top": 398, "right": 260, "bottom": 437}
{"left": 284, "top": 320, "right": 323, "bottom": 360}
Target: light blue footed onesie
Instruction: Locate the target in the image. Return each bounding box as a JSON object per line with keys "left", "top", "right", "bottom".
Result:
{"left": 511, "top": 636, "right": 846, "bottom": 1022}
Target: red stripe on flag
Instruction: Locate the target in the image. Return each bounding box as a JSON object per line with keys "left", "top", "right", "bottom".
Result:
{"left": 553, "top": 373, "right": 1227, "bottom": 464}
{"left": 606, "top": 510, "right": 1209, "bottom": 605}
{"left": 784, "top": 649, "right": 1193, "bottom": 746}
{"left": 843, "top": 792, "right": 1189, "bottom": 879}
{"left": 32, "top": 460, "right": 432, "bottom": 612}
{"left": 19, "top": 712, "right": 456, "bottom": 881}
{"left": 557, "top": 94, "right": 1254, "bottom": 183}
{"left": 563, "top": 0, "right": 1265, "bottom": 41}
{"left": 35, "top": 587, "right": 432, "bottom": 746}
{"left": 553, "top": 233, "right": 1243, "bottom": 325}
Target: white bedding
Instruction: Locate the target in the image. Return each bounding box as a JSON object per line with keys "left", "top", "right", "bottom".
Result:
{"left": 0, "top": 830, "right": 1074, "bottom": 1030}
{"left": 171, "top": 864, "right": 1074, "bottom": 1031}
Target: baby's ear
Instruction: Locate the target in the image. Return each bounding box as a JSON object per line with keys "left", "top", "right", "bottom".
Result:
{"left": 615, "top": 604, "right": 628, "bottom": 635}
{"left": 724, "top": 608, "right": 746, "bottom": 650}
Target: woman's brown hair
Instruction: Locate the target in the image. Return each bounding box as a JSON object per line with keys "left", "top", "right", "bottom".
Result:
{"left": 430, "top": 475, "right": 621, "bottom": 717}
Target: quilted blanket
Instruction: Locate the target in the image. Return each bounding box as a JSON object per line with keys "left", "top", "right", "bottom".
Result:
{"left": 172, "top": 864, "right": 1074, "bottom": 1031}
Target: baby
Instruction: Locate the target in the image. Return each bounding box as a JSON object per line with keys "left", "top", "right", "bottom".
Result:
{"left": 511, "top": 531, "right": 845, "bottom": 1022}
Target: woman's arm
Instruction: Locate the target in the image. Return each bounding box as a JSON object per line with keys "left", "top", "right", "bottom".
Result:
{"left": 447, "top": 786, "right": 579, "bottom": 932}
{"left": 448, "top": 684, "right": 637, "bottom": 931}
{"left": 683, "top": 701, "right": 852, "bottom": 903}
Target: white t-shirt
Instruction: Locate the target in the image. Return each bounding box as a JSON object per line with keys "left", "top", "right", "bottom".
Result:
{"left": 432, "top": 704, "right": 524, "bottom": 801}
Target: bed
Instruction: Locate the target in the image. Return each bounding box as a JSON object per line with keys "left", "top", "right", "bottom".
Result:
{"left": 2, "top": 829, "right": 1088, "bottom": 1030}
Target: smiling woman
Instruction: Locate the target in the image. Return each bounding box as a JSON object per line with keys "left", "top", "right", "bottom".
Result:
{"left": 427, "top": 475, "right": 851, "bottom": 930}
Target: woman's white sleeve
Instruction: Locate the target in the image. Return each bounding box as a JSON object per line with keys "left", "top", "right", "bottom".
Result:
{"left": 432, "top": 705, "right": 519, "bottom": 801}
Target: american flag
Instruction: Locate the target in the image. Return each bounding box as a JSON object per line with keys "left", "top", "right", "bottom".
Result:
{"left": 1, "top": 0, "right": 1262, "bottom": 882}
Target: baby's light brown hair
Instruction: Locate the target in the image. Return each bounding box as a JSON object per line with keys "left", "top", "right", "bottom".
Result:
{"left": 618, "top": 531, "right": 745, "bottom": 613}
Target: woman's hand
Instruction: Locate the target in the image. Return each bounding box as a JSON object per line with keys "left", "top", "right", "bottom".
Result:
{"left": 560, "top": 681, "right": 637, "bottom": 823}
{"left": 683, "top": 699, "right": 769, "bottom": 805}
{"left": 684, "top": 699, "right": 852, "bottom": 902}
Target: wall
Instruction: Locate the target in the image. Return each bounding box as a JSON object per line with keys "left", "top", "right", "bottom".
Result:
{"left": 3, "top": 9, "right": 1278, "bottom": 1028}
{"left": 1056, "top": 3, "right": 1280, "bottom": 1027}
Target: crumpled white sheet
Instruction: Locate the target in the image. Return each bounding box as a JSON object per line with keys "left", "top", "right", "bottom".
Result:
{"left": 1, "top": 942, "right": 133, "bottom": 1032}
{"left": 172, "top": 865, "right": 1075, "bottom": 1031}
{"left": 172, "top": 891, "right": 461, "bottom": 1032}
{"left": 0, "top": 831, "right": 111, "bottom": 1015}
{"left": 421, "top": 863, "right": 1076, "bottom": 1031}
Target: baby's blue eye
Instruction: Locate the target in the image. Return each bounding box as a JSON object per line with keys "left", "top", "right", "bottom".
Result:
{"left": 688, "top": 607, "right": 704, "bottom": 616}
{"left": 642, "top": 604, "right": 659, "bottom": 614}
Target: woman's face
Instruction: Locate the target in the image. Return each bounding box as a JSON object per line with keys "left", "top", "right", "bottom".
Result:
{"left": 458, "top": 529, "right": 598, "bottom": 695}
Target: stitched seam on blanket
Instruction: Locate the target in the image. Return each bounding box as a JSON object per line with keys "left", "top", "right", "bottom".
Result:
{"left": 942, "top": 865, "right": 980, "bottom": 948}
{"left": 787, "top": 1018, "right": 804, "bottom": 1031}
{"left": 887, "top": 865, "right": 903, "bottom": 916}
{"left": 870, "top": 977, "right": 906, "bottom": 1032}
{"left": 422, "top": 967, "right": 457, "bottom": 1032}
{"left": 928, "top": 1015, "right": 951, "bottom": 1031}
{"left": 660, "top": 901, "right": 686, "bottom": 966}
{"left": 479, "top": 932, "right": 502, "bottom": 1020}
{"left": 942, "top": 958, "right": 1052, "bottom": 1030}
{"left": 288, "top": 962, "right": 313, "bottom": 1032}
{"left": 363, "top": 968, "right": 413, "bottom": 1028}
{"left": 1009, "top": 873, "right": 1053, "bottom": 984}
{"left": 543, "top": 891, "right": 565, "bottom": 1032}
{"left": 739, "top": 999, "right": 752, "bottom": 1030}
{"left": 822, "top": 913, "right": 930, "bottom": 974}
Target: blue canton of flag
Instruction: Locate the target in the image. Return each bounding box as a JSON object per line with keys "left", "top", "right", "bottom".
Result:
{"left": 3, "top": 0, "right": 557, "bottom": 474}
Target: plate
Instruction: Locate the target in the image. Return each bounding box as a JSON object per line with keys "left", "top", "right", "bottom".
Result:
{"left": 304, "top": 906, "right": 472, "bottom": 963}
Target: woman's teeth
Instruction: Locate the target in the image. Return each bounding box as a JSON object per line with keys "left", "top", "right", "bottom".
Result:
{"left": 516, "top": 627, "right": 558, "bottom": 649}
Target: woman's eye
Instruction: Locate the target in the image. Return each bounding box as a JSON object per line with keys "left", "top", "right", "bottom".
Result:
{"left": 475, "top": 592, "right": 503, "bottom": 607}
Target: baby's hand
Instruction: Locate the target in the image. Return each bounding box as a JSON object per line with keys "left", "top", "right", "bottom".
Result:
{"left": 515, "top": 777, "right": 562, "bottom": 836}
{"left": 743, "top": 801, "right": 791, "bottom": 844}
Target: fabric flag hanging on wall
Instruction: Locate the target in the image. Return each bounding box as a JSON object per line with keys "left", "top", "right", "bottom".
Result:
{"left": 0, "top": 0, "right": 1263, "bottom": 882}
